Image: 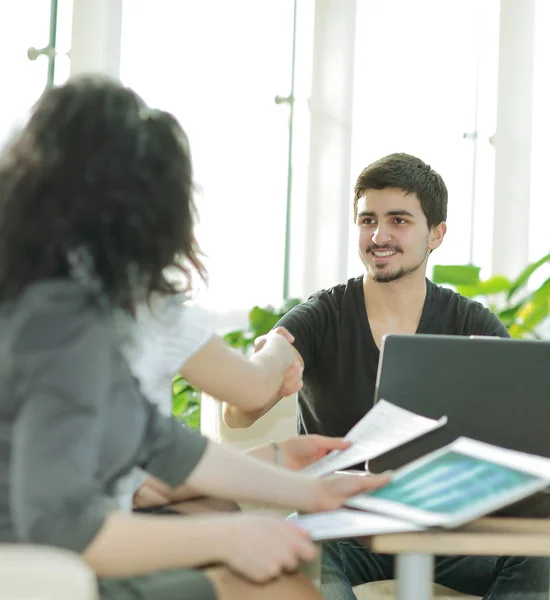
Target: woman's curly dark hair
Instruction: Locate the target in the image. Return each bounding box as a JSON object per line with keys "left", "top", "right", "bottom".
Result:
{"left": 0, "top": 74, "right": 205, "bottom": 307}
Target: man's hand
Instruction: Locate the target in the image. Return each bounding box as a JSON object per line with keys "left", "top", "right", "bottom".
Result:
{"left": 278, "top": 435, "right": 352, "bottom": 470}
{"left": 254, "top": 327, "right": 303, "bottom": 398}
{"left": 254, "top": 326, "right": 295, "bottom": 352}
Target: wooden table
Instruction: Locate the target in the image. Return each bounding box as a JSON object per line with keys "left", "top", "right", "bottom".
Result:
{"left": 368, "top": 518, "right": 550, "bottom": 600}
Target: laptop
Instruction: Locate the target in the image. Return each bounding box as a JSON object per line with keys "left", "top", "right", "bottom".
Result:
{"left": 368, "top": 334, "right": 550, "bottom": 477}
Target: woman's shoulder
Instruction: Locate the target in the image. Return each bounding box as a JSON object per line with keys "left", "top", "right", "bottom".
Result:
{"left": 16, "top": 279, "right": 105, "bottom": 320}
{"left": 1, "top": 279, "right": 111, "bottom": 349}
{"left": 18, "top": 278, "right": 95, "bottom": 304}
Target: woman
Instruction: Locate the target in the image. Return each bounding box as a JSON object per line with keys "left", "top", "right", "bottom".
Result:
{"left": 0, "top": 75, "right": 388, "bottom": 600}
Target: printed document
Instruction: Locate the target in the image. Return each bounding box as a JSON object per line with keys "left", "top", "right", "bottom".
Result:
{"left": 302, "top": 399, "right": 447, "bottom": 477}
{"left": 290, "top": 509, "right": 423, "bottom": 541}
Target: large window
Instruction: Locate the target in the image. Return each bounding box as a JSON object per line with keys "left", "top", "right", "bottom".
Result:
{"left": 4, "top": 1, "right": 545, "bottom": 308}
{"left": 0, "top": 0, "right": 72, "bottom": 146}
{"left": 530, "top": 0, "right": 550, "bottom": 272}
{"left": 120, "top": 1, "right": 297, "bottom": 314}
{"left": 54, "top": 0, "right": 73, "bottom": 86}
{"left": 348, "top": 0, "right": 500, "bottom": 277}
{"left": 0, "top": 1, "right": 52, "bottom": 143}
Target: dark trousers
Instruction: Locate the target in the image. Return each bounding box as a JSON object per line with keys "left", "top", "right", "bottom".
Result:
{"left": 321, "top": 539, "right": 549, "bottom": 600}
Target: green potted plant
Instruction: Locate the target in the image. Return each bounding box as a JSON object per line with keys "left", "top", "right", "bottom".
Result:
{"left": 172, "top": 298, "right": 302, "bottom": 429}
{"left": 432, "top": 252, "right": 550, "bottom": 338}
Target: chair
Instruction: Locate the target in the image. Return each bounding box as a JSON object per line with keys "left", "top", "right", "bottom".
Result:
{"left": 0, "top": 544, "right": 98, "bottom": 599}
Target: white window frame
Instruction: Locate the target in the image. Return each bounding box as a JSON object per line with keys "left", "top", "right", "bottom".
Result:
{"left": 491, "top": 0, "right": 536, "bottom": 279}
{"left": 69, "top": 0, "right": 123, "bottom": 78}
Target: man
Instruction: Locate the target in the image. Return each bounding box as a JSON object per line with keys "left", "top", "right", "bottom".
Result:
{"left": 224, "top": 153, "right": 547, "bottom": 599}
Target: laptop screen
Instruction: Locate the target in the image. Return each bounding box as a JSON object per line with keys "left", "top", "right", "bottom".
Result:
{"left": 368, "top": 334, "right": 550, "bottom": 474}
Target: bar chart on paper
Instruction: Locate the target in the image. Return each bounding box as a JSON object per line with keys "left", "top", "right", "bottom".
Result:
{"left": 369, "top": 451, "right": 539, "bottom": 514}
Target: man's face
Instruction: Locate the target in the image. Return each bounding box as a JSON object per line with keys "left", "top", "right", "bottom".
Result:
{"left": 356, "top": 188, "right": 446, "bottom": 283}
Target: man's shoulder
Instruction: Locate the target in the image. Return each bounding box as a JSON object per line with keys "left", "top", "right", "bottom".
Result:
{"left": 307, "top": 275, "right": 363, "bottom": 307}
{"left": 277, "top": 275, "right": 363, "bottom": 331}
{"left": 427, "top": 280, "right": 508, "bottom": 337}
{"left": 429, "top": 279, "right": 485, "bottom": 312}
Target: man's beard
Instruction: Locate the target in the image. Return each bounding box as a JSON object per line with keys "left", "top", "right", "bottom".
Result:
{"left": 369, "top": 265, "right": 410, "bottom": 283}
{"left": 367, "top": 267, "right": 410, "bottom": 283}
{"left": 365, "top": 244, "right": 429, "bottom": 283}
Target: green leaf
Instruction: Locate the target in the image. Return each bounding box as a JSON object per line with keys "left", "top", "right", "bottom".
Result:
{"left": 279, "top": 297, "right": 302, "bottom": 314}
{"left": 172, "top": 374, "right": 201, "bottom": 430}
{"left": 248, "top": 299, "right": 301, "bottom": 337}
{"left": 176, "top": 404, "right": 200, "bottom": 430}
{"left": 223, "top": 330, "right": 246, "bottom": 349}
{"left": 507, "top": 252, "right": 550, "bottom": 300}
{"left": 533, "top": 277, "right": 550, "bottom": 302}
{"left": 172, "top": 378, "right": 185, "bottom": 395}
{"left": 508, "top": 279, "right": 550, "bottom": 336}
{"left": 457, "top": 276, "right": 512, "bottom": 298}
{"left": 478, "top": 275, "right": 513, "bottom": 295}
{"left": 432, "top": 264, "right": 481, "bottom": 286}
{"left": 248, "top": 306, "right": 280, "bottom": 337}
{"left": 497, "top": 301, "right": 525, "bottom": 324}
{"left": 528, "top": 278, "right": 550, "bottom": 326}
{"left": 507, "top": 324, "right": 528, "bottom": 339}
{"left": 172, "top": 375, "right": 194, "bottom": 395}
{"left": 511, "top": 299, "right": 549, "bottom": 337}
{"left": 455, "top": 284, "right": 483, "bottom": 298}
{"left": 172, "top": 392, "right": 189, "bottom": 415}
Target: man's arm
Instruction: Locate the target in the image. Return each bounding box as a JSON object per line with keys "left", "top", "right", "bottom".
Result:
{"left": 223, "top": 294, "right": 328, "bottom": 428}
{"left": 467, "top": 302, "right": 511, "bottom": 339}
{"left": 223, "top": 344, "right": 304, "bottom": 427}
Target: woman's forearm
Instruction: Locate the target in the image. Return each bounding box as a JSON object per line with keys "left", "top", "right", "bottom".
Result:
{"left": 183, "top": 440, "right": 317, "bottom": 511}
{"left": 142, "top": 443, "right": 281, "bottom": 506}
{"left": 180, "top": 334, "right": 296, "bottom": 411}
{"left": 246, "top": 334, "right": 296, "bottom": 403}
{"left": 83, "top": 512, "right": 232, "bottom": 577}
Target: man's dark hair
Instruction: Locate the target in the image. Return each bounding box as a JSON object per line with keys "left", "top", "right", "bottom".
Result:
{"left": 0, "top": 74, "right": 205, "bottom": 308}
{"left": 353, "top": 153, "right": 448, "bottom": 228}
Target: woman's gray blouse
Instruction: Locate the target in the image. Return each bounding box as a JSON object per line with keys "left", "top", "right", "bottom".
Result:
{"left": 0, "top": 280, "right": 208, "bottom": 552}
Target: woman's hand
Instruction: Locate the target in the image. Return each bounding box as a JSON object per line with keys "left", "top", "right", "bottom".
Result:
{"left": 308, "top": 472, "right": 391, "bottom": 514}
{"left": 218, "top": 514, "right": 317, "bottom": 583}
{"left": 133, "top": 479, "right": 172, "bottom": 509}
{"left": 278, "top": 435, "right": 352, "bottom": 470}
{"left": 254, "top": 327, "right": 303, "bottom": 398}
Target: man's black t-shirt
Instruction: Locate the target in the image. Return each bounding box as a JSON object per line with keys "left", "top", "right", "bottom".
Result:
{"left": 276, "top": 276, "right": 509, "bottom": 438}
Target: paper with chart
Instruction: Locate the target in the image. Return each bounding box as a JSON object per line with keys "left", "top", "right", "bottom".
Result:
{"left": 289, "top": 509, "right": 424, "bottom": 541}
{"left": 302, "top": 399, "right": 447, "bottom": 477}
{"left": 344, "top": 437, "right": 550, "bottom": 528}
